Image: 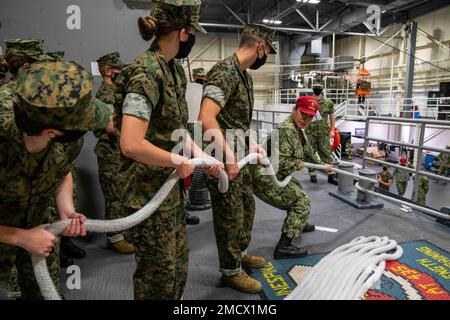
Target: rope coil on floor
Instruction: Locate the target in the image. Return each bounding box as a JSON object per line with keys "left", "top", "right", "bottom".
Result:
{"left": 285, "top": 236, "right": 403, "bottom": 300}
{"left": 32, "top": 154, "right": 290, "bottom": 300}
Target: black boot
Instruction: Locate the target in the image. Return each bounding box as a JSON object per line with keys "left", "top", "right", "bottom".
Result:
{"left": 60, "top": 236, "right": 86, "bottom": 259}
{"left": 328, "top": 174, "right": 338, "bottom": 185}
{"left": 186, "top": 212, "right": 200, "bottom": 225}
{"left": 274, "top": 234, "right": 308, "bottom": 260}
{"left": 302, "top": 223, "right": 315, "bottom": 233}
{"left": 310, "top": 176, "right": 317, "bottom": 183}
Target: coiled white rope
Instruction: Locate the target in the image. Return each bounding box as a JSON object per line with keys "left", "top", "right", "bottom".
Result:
{"left": 285, "top": 236, "right": 403, "bottom": 300}
{"left": 32, "top": 154, "right": 290, "bottom": 300}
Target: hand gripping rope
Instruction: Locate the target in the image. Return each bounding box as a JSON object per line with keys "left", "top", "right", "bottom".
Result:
{"left": 32, "top": 154, "right": 290, "bottom": 300}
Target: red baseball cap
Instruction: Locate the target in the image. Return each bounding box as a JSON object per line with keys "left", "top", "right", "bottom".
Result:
{"left": 400, "top": 157, "right": 407, "bottom": 164}
{"left": 296, "top": 96, "right": 319, "bottom": 117}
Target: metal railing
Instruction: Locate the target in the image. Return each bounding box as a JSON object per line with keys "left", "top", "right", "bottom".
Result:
{"left": 362, "top": 117, "right": 450, "bottom": 200}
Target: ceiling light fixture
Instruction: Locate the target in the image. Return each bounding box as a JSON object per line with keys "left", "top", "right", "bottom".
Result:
{"left": 263, "top": 19, "right": 283, "bottom": 25}
{"left": 296, "top": 0, "right": 321, "bottom": 4}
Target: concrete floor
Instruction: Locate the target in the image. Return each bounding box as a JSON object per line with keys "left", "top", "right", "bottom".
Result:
{"left": 1, "top": 169, "right": 449, "bottom": 300}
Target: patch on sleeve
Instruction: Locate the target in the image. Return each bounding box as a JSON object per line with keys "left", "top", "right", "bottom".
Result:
{"left": 122, "top": 93, "right": 152, "bottom": 121}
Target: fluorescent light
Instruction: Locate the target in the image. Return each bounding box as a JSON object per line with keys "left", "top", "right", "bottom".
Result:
{"left": 296, "top": 0, "right": 321, "bottom": 3}
{"left": 263, "top": 19, "right": 269, "bottom": 23}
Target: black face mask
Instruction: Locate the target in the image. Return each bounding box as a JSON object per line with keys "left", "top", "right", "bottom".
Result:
{"left": 250, "top": 52, "right": 267, "bottom": 70}
{"left": 53, "top": 130, "right": 87, "bottom": 144}
{"left": 383, "top": 166, "right": 388, "bottom": 171}
{"left": 176, "top": 33, "right": 196, "bottom": 59}
{"left": 195, "top": 79, "right": 205, "bottom": 85}
{"left": 313, "top": 89, "right": 323, "bottom": 96}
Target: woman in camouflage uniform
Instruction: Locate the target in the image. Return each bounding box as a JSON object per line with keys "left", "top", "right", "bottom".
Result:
{"left": 115, "top": 0, "right": 222, "bottom": 300}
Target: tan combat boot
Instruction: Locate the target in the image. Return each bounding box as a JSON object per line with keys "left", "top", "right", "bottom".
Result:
{"left": 222, "top": 271, "right": 262, "bottom": 294}
{"left": 107, "top": 240, "right": 135, "bottom": 254}
{"left": 242, "top": 255, "right": 266, "bottom": 269}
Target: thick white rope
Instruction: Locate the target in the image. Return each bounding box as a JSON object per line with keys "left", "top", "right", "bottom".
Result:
{"left": 32, "top": 154, "right": 290, "bottom": 300}
{"left": 285, "top": 236, "right": 403, "bottom": 300}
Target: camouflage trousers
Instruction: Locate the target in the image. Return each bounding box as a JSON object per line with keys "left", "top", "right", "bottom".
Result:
{"left": 412, "top": 189, "right": 427, "bottom": 206}
{"left": 307, "top": 131, "right": 334, "bottom": 176}
{"left": 207, "top": 165, "right": 255, "bottom": 276}
{"left": 439, "top": 163, "right": 449, "bottom": 176}
{"left": 396, "top": 181, "right": 408, "bottom": 197}
{"left": 0, "top": 244, "right": 60, "bottom": 300}
{"left": 250, "top": 165, "right": 311, "bottom": 239}
{"left": 128, "top": 203, "right": 188, "bottom": 300}
{"left": 98, "top": 155, "right": 128, "bottom": 242}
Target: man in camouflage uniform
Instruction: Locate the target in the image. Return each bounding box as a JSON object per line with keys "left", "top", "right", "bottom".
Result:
{"left": 306, "top": 83, "right": 338, "bottom": 185}
{"left": 436, "top": 145, "right": 450, "bottom": 184}
{"left": 199, "top": 24, "right": 277, "bottom": 294}
{"left": 192, "top": 67, "right": 206, "bottom": 84}
{"left": 94, "top": 52, "right": 134, "bottom": 254}
{"left": 378, "top": 166, "right": 393, "bottom": 191}
{"left": 0, "top": 60, "right": 112, "bottom": 299}
{"left": 412, "top": 173, "right": 429, "bottom": 206}
{"left": 393, "top": 157, "right": 411, "bottom": 197}
{"left": 251, "top": 96, "right": 333, "bottom": 259}
{"left": 0, "top": 39, "right": 49, "bottom": 299}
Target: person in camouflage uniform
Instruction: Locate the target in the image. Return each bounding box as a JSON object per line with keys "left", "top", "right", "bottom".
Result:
{"left": 393, "top": 158, "right": 411, "bottom": 197}
{"left": 192, "top": 67, "right": 206, "bottom": 84}
{"left": 199, "top": 23, "right": 277, "bottom": 294}
{"left": 0, "top": 60, "right": 112, "bottom": 299}
{"left": 412, "top": 173, "right": 429, "bottom": 206}
{"left": 0, "top": 39, "right": 49, "bottom": 299}
{"left": 436, "top": 145, "right": 450, "bottom": 184}
{"left": 0, "top": 58, "right": 8, "bottom": 86}
{"left": 305, "top": 83, "right": 338, "bottom": 185}
{"left": 378, "top": 166, "right": 393, "bottom": 191}
{"left": 94, "top": 52, "right": 134, "bottom": 254}
{"left": 250, "top": 96, "right": 333, "bottom": 260}
{"left": 115, "top": 0, "right": 221, "bottom": 300}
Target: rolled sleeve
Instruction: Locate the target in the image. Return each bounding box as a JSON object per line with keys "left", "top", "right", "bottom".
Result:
{"left": 122, "top": 93, "right": 152, "bottom": 121}
{"left": 203, "top": 85, "right": 227, "bottom": 108}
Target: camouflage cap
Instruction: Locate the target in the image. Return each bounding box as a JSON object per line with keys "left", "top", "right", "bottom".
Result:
{"left": 193, "top": 67, "right": 205, "bottom": 77}
{"left": 97, "top": 52, "right": 127, "bottom": 69}
{"left": 15, "top": 60, "right": 112, "bottom": 131}
{"left": 151, "top": 0, "right": 207, "bottom": 34}
{"left": 47, "top": 51, "right": 65, "bottom": 60}
{"left": 5, "top": 39, "right": 47, "bottom": 60}
{"left": 243, "top": 24, "right": 277, "bottom": 54}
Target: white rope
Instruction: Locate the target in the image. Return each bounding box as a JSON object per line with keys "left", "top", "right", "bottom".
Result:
{"left": 285, "top": 236, "right": 403, "bottom": 300}
{"left": 32, "top": 154, "right": 290, "bottom": 300}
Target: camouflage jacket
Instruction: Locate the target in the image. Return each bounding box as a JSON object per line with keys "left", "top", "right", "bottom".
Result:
{"left": 114, "top": 42, "right": 188, "bottom": 210}
{"left": 438, "top": 152, "right": 450, "bottom": 166}
{"left": 393, "top": 167, "right": 410, "bottom": 183}
{"left": 379, "top": 170, "right": 393, "bottom": 182}
{"left": 266, "top": 116, "right": 321, "bottom": 180}
{"left": 203, "top": 53, "right": 254, "bottom": 152}
{"left": 306, "top": 96, "right": 335, "bottom": 136}
{"left": 0, "top": 82, "right": 18, "bottom": 125}
{"left": 94, "top": 81, "right": 120, "bottom": 159}
{"left": 0, "top": 107, "right": 83, "bottom": 230}
{"left": 417, "top": 175, "right": 429, "bottom": 193}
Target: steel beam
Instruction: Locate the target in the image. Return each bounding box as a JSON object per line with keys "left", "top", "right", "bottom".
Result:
{"left": 404, "top": 21, "right": 418, "bottom": 111}
{"left": 221, "top": 1, "right": 246, "bottom": 25}
{"left": 295, "top": 9, "right": 316, "bottom": 31}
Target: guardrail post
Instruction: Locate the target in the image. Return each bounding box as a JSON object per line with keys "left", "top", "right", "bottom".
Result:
{"left": 357, "top": 169, "right": 378, "bottom": 203}
{"left": 338, "top": 163, "right": 355, "bottom": 194}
